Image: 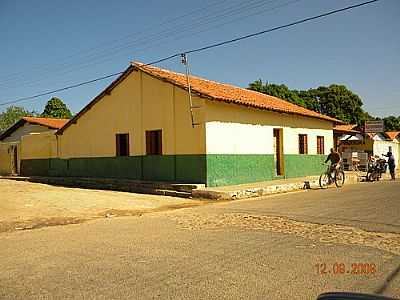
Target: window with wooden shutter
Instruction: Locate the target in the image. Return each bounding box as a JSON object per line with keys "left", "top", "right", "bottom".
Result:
{"left": 146, "top": 130, "right": 162, "bottom": 155}
{"left": 116, "top": 133, "right": 130, "bottom": 156}
{"left": 299, "top": 134, "right": 308, "bottom": 154}
{"left": 317, "top": 136, "right": 325, "bottom": 154}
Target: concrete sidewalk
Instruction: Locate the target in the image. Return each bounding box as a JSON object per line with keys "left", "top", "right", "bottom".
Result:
{"left": 192, "top": 172, "right": 362, "bottom": 200}
{"left": 2, "top": 170, "right": 397, "bottom": 201}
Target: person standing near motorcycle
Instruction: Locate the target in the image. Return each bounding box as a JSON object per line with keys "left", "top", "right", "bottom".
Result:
{"left": 384, "top": 151, "right": 396, "bottom": 180}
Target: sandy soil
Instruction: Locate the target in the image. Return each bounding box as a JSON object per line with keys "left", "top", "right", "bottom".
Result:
{"left": 170, "top": 212, "right": 400, "bottom": 255}
{"left": 0, "top": 179, "right": 202, "bottom": 232}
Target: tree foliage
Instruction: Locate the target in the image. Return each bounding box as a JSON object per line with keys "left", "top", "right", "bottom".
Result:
{"left": 0, "top": 106, "right": 37, "bottom": 133}
{"left": 41, "top": 97, "right": 72, "bottom": 119}
{"left": 249, "top": 80, "right": 306, "bottom": 107}
{"left": 381, "top": 116, "right": 400, "bottom": 131}
{"left": 248, "top": 80, "right": 373, "bottom": 125}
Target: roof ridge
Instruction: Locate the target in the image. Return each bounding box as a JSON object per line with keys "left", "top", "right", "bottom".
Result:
{"left": 23, "top": 116, "right": 70, "bottom": 120}
{"left": 132, "top": 61, "right": 343, "bottom": 124}
{"left": 134, "top": 61, "right": 283, "bottom": 98}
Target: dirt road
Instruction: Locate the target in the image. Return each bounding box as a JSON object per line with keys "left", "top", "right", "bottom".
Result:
{"left": 1, "top": 181, "right": 399, "bottom": 299}
{"left": 0, "top": 179, "right": 202, "bottom": 232}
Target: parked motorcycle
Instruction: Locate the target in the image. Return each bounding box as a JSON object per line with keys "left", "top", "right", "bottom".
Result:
{"left": 366, "top": 156, "right": 387, "bottom": 182}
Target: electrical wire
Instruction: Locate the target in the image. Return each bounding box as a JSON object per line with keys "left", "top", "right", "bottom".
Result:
{"left": 0, "top": 0, "right": 271, "bottom": 88}
{"left": 0, "top": 0, "right": 293, "bottom": 91}
{"left": 0, "top": 0, "right": 230, "bottom": 84}
{"left": 0, "top": 0, "right": 382, "bottom": 107}
{"left": 0, "top": 72, "right": 124, "bottom": 107}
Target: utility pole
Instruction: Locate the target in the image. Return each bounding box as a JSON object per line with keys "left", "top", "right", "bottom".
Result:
{"left": 181, "top": 53, "right": 200, "bottom": 128}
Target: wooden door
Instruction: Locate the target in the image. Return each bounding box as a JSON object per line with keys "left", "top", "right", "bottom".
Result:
{"left": 273, "top": 129, "right": 283, "bottom": 176}
{"left": 12, "top": 146, "right": 18, "bottom": 175}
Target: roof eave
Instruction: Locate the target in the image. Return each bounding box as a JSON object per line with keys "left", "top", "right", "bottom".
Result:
{"left": 57, "top": 65, "right": 135, "bottom": 135}
{"left": 134, "top": 64, "right": 343, "bottom": 126}
{"left": 0, "top": 119, "right": 27, "bottom": 141}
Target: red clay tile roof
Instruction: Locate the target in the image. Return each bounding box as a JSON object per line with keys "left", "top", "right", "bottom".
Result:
{"left": 134, "top": 62, "right": 343, "bottom": 124}
{"left": 334, "top": 124, "right": 357, "bottom": 131}
{"left": 333, "top": 124, "right": 360, "bottom": 134}
{"left": 0, "top": 117, "right": 70, "bottom": 141}
{"left": 22, "top": 117, "right": 70, "bottom": 129}
{"left": 58, "top": 62, "right": 344, "bottom": 135}
{"left": 385, "top": 131, "right": 400, "bottom": 140}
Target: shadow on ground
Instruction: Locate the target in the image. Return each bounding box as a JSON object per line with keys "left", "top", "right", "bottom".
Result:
{"left": 0, "top": 202, "right": 207, "bottom": 233}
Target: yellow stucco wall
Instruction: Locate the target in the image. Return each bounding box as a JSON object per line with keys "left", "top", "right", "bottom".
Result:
{"left": 0, "top": 142, "right": 21, "bottom": 175}
{"left": 20, "top": 132, "right": 58, "bottom": 159}
{"left": 59, "top": 70, "right": 206, "bottom": 158}
{"left": 0, "top": 143, "right": 12, "bottom": 175}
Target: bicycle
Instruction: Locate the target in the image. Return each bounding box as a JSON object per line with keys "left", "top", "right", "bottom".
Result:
{"left": 319, "top": 163, "right": 345, "bottom": 189}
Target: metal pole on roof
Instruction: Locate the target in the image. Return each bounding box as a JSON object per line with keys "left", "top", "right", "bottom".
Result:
{"left": 181, "top": 53, "right": 200, "bottom": 128}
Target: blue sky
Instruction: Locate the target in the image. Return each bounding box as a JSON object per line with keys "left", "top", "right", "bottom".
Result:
{"left": 0, "top": 0, "right": 399, "bottom": 117}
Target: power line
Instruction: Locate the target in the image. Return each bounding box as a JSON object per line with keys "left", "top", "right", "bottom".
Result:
{"left": 0, "top": 0, "right": 382, "bottom": 107}
{"left": 0, "top": 0, "right": 231, "bottom": 85}
{"left": 0, "top": 72, "right": 124, "bottom": 107}
{"left": 0, "top": 0, "right": 270, "bottom": 89}
{"left": 184, "top": 0, "right": 381, "bottom": 54}
{"left": 0, "top": 0, "right": 287, "bottom": 91}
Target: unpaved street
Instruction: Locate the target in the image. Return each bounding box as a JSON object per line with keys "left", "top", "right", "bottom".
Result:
{"left": 0, "top": 179, "right": 202, "bottom": 232}
{"left": 0, "top": 180, "right": 399, "bottom": 299}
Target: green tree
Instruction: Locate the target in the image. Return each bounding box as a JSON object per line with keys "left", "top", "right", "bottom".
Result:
{"left": 248, "top": 80, "right": 306, "bottom": 107}
{"left": 0, "top": 106, "right": 37, "bottom": 133}
{"left": 249, "top": 80, "right": 369, "bottom": 125}
{"left": 382, "top": 116, "right": 400, "bottom": 131}
{"left": 41, "top": 97, "right": 72, "bottom": 119}
{"left": 305, "top": 85, "right": 366, "bottom": 125}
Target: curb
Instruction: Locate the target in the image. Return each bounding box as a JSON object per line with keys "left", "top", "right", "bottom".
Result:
{"left": 192, "top": 172, "right": 361, "bottom": 201}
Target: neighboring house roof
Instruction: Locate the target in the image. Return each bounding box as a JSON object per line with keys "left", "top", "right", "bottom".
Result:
{"left": 334, "top": 126, "right": 400, "bottom": 142}
{"left": 363, "top": 131, "right": 400, "bottom": 141}
{"left": 22, "top": 117, "right": 69, "bottom": 129}
{"left": 58, "top": 62, "right": 344, "bottom": 135}
{"left": 333, "top": 124, "right": 360, "bottom": 134}
{"left": 0, "top": 117, "right": 69, "bottom": 141}
{"left": 384, "top": 131, "right": 400, "bottom": 141}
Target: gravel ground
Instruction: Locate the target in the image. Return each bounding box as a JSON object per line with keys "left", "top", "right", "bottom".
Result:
{"left": 170, "top": 212, "right": 400, "bottom": 255}
{"left": 0, "top": 179, "right": 202, "bottom": 232}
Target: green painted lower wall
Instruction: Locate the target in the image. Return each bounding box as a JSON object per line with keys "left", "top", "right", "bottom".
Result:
{"left": 205, "top": 154, "right": 326, "bottom": 187}
{"left": 48, "top": 156, "right": 143, "bottom": 179}
{"left": 142, "top": 155, "right": 175, "bottom": 181}
{"left": 206, "top": 154, "right": 275, "bottom": 187}
{"left": 20, "top": 154, "right": 326, "bottom": 186}
{"left": 284, "top": 154, "right": 326, "bottom": 178}
{"left": 20, "top": 159, "right": 51, "bottom": 177}
{"left": 21, "top": 155, "right": 206, "bottom": 183}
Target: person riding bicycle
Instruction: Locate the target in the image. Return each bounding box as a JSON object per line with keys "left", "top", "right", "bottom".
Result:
{"left": 325, "top": 148, "right": 342, "bottom": 174}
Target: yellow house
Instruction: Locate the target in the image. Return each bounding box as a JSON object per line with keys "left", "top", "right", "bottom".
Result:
{"left": 0, "top": 117, "right": 68, "bottom": 175}
{"left": 19, "top": 62, "right": 342, "bottom": 186}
